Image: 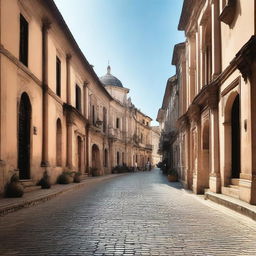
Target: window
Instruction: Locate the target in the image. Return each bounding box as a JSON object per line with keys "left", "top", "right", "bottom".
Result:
{"left": 141, "top": 133, "right": 143, "bottom": 143}
{"left": 56, "top": 57, "right": 61, "bottom": 96}
{"left": 92, "top": 105, "right": 96, "bottom": 125}
{"left": 116, "top": 118, "right": 119, "bottom": 129}
{"left": 76, "top": 85, "right": 82, "bottom": 112}
{"left": 103, "top": 107, "right": 107, "bottom": 133}
{"left": 117, "top": 151, "right": 120, "bottom": 165}
{"left": 19, "top": 14, "right": 28, "bottom": 66}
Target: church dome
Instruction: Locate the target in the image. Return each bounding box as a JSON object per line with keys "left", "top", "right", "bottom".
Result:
{"left": 100, "top": 65, "right": 123, "bottom": 88}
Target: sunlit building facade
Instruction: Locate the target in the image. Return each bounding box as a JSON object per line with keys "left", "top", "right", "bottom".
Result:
{"left": 159, "top": 0, "right": 256, "bottom": 205}
{"left": 0, "top": 0, "right": 153, "bottom": 193}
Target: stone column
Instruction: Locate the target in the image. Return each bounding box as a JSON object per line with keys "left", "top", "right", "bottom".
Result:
{"left": 41, "top": 19, "right": 51, "bottom": 167}
{"left": 207, "top": 87, "right": 221, "bottom": 193}
{"left": 188, "top": 104, "right": 202, "bottom": 194}
{"left": 81, "top": 137, "right": 85, "bottom": 173}
{"left": 199, "top": 25, "right": 205, "bottom": 88}
{"left": 195, "top": 30, "right": 200, "bottom": 94}
{"left": 188, "top": 33, "right": 196, "bottom": 103}
{"left": 211, "top": 0, "right": 221, "bottom": 77}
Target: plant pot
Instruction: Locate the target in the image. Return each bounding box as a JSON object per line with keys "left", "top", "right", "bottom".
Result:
{"left": 73, "top": 174, "right": 81, "bottom": 183}
{"left": 5, "top": 182, "right": 24, "bottom": 197}
{"left": 41, "top": 179, "right": 51, "bottom": 189}
{"left": 58, "top": 173, "right": 72, "bottom": 184}
{"left": 167, "top": 174, "right": 178, "bottom": 182}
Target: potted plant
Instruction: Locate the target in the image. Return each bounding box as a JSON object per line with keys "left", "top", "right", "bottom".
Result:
{"left": 73, "top": 171, "right": 82, "bottom": 183}
{"left": 167, "top": 169, "right": 178, "bottom": 182}
{"left": 39, "top": 171, "right": 51, "bottom": 189}
{"left": 58, "top": 171, "right": 73, "bottom": 184}
{"left": 5, "top": 174, "right": 24, "bottom": 197}
{"left": 90, "top": 167, "right": 99, "bottom": 176}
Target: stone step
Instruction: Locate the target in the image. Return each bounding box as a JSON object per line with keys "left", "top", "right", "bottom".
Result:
{"left": 231, "top": 178, "right": 239, "bottom": 186}
{"left": 81, "top": 173, "right": 89, "bottom": 180}
{"left": 205, "top": 191, "right": 256, "bottom": 221}
{"left": 221, "top": 186, "right": 239, "bottom": 199}
{"left": 24, "top": 185, "right": 41, "bottom": 193}
{"left": 229, "top": 184, "right": 239, "bottom": 189}
{"left": 20, "top": 179, "right": 40, "bottom": 193}
{"left": 20, "top": 179, "right": 36, "bottom": 187}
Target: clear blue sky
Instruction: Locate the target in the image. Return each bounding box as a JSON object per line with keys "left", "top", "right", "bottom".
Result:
{"left": 54, "top": 0, "right": 185, "bottom": 125}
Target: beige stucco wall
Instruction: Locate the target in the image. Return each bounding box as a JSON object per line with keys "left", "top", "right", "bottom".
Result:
{"left": 0, "top": 0, "right": 154, "bottom": 193}
{"left": 220, "top": 0, "right": 255, "bottom": 70}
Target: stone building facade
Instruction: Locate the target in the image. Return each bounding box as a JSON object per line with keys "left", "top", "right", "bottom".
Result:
{"left": 0, "top": 0, "right": 152, "bottom": 194}
{"left": 159, "top": 0, "right": 256, "bottom": 205}
{"left": 150, "top": 126, "right": 161, "bottom": 166}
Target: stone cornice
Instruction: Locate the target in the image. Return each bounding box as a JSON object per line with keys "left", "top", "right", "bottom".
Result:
{"left": 63, "top": 103, "right": 88, "bottom": 125}
{"left": 172, "top": 43, "right": 186, "bottom": 65}
{"left": 206, "top": 84, "right": 219, "bottom": 109}
{"left": 188, "top": 104, "right": 201, "bottom": 123}
{"left": 178, "top": 0, "right": 193, "bottom": 30}
{"left": 177, "top": 114, "right": 189, "bottom": 130}
{"left": 230, "top": 35, "right": 256, "bottom": 82}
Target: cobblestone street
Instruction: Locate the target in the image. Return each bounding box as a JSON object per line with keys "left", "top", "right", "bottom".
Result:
{"left": 1, "top": 169, "right": 256, "bottom": 255}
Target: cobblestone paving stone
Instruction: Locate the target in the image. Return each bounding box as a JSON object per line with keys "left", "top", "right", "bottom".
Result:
{"left": 1, "top": 169, "right": 256, "bottom": 255}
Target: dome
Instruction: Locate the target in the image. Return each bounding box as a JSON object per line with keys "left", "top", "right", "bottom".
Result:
{"left": 100, "top": 65, "right": 123, "bottom": 88}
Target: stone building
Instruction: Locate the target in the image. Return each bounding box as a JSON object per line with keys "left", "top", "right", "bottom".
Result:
{"left": 0, "top": 0, "right": 153, "bottom": 194}
{"left": 159, "top": 0, "right": 256, "bottom": 205}
{"left": 150, "top": 126, "right": 161, "bottom": 166}
{"left": 157, "top": 75, "right": 180, "bottom": 174}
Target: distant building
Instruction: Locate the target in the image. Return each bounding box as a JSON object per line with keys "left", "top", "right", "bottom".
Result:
{"left": 151, "top": 126, "right": 161, "bottom": 166}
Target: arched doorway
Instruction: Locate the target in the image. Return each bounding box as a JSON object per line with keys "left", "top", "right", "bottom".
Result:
{"left": 202, "top": 121, "right": 210, "bottom": 189}
{"left": 77, "top": 136, "right": 82, "bottom": 172}
{"left": 18, "top": 93, "right": 31, "bottom": 179}
{"left": 92, "top": 144, "right": 100, "bottom": 176}
{"left": 56, "top": 119, "right": 62, "bottom": 166}
{"left": 231, "top": 95, "right": 240, "bottom": 178}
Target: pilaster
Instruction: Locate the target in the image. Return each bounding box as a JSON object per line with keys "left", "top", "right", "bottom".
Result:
{"left": 211, "top": 0, "right": 221, "bottom": 78}
{"left": 41, "top": 18, "right": 51, "bottom": 167}
{"left": 207, "top": 86, "right": 221, "bottom": 193}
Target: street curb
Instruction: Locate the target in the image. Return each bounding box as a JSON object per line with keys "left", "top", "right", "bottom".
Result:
{"left": 205, "top": 191, "right": 256, "bottom": 221}
{"left": 0, "top": 173, "right": 126, "bottom": 217}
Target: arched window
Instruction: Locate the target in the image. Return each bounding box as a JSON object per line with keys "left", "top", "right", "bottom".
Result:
{"left": 56, "top": 119, "right": 62, "bottom": 166}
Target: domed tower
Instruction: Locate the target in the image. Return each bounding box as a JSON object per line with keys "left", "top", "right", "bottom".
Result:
{"left": 100, "top": 65, "right": 129, "bottom": 105}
